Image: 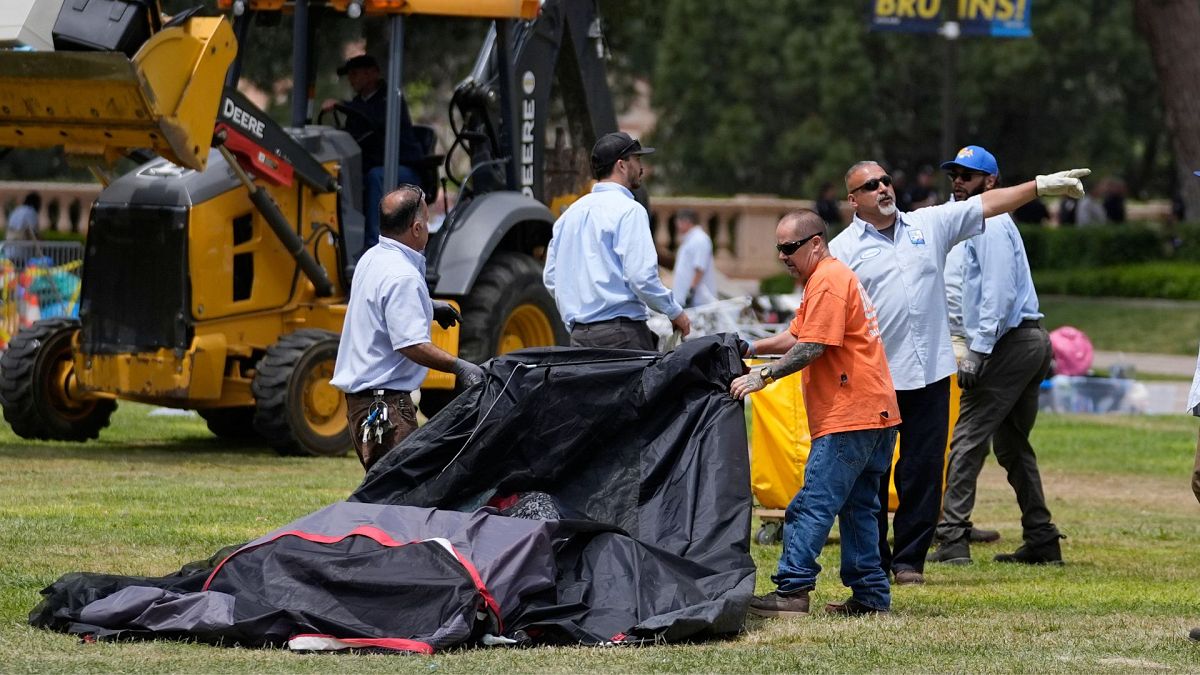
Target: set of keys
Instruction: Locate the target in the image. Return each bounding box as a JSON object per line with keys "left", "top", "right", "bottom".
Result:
{"left": 360, "top": 392, "right": 396, "bottom": 444}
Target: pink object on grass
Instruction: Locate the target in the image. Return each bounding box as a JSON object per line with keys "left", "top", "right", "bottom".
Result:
{"left": 1049, "top": 326, "right": 1094, "bottom": 376}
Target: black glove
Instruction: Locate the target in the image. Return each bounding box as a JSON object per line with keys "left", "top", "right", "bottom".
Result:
{"left": 432, "top": 301, "right": 463, "bottom": 329}
{"left": 451, "top": 358, "right": 485, "bottom": 389}
{"left": 957, "top": 350, "right": 987, "bottom": 390}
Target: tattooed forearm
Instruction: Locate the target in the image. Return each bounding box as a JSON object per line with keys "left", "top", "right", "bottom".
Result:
{"left": 771, "top": 341, "right": 826, "bottom": 379}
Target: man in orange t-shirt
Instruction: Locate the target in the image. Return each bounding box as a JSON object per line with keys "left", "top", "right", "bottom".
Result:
{"left": 731, "top": 209, "right": 901, "bottom": 617}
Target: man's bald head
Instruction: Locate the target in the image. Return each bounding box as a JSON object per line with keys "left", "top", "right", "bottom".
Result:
{"left": 779, "top": 209, "right": 827, "bottom": 241}
{"left": 380, "top": 185, "right": 425, "bottom": 237}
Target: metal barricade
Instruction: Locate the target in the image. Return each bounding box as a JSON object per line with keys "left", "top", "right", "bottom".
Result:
{"left": 0, "top": 241, "right": 85, "bottom": 348}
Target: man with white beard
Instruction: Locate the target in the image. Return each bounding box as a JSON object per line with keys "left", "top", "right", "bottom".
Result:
{"left": 828, "top": 159, "right": 1089, "bottom": 586}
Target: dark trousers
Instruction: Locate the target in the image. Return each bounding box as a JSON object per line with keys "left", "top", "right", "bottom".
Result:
{"left": 345, "top": 389, "right": 418, "bottom": 471}
{"left": 939, "top": 326, "right": 1059, "bottom": 547}
{"left": 569, "top": 317, "right": 657, "bottom": 350}
{"left": 878, "top": 377, "right": 950, "bottom": 574}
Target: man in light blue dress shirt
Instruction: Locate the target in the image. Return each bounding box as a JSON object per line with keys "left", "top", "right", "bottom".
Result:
{"left": 927, "top": 146, "right": 1064, "bottom": 567}
{"left": 544, "top": 132, "right": 690, "bottom": 349}
{"left": 828, "top": 157, "right": 1088, "bottom": 584}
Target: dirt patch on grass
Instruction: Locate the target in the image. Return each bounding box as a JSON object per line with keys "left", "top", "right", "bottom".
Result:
{"left": 977, "top": 464, "right": 1194, "bottom": 512}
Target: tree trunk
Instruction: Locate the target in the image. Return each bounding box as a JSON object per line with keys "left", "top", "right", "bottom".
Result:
{"left": 1134, "top": 0, "right": 1200, "bottom": 220}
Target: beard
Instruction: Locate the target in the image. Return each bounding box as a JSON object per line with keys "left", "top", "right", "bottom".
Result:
{"left": 877, "top": 200, "right": 897, "bottom": 217}
{"left": 955, "top": 182, "right": 987, "bottom": 201}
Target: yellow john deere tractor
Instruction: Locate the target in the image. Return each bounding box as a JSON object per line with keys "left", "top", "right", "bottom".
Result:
{"left": 0, "top": 0, "right": 620, "bottom": 455}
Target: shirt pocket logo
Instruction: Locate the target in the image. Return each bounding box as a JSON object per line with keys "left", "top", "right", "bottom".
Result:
{"left": 860, "top": 248, "right": 881, "bottom": 260}
{"left": 908, "top": 229, "right": 926, "bottom": 246}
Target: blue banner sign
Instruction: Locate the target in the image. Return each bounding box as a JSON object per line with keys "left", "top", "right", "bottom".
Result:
{"left": 870, "top": 0, "right": 1032, "bottom": 37}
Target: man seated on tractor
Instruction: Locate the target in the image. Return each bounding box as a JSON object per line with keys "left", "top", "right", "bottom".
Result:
{"left": 322, "top": 54, "right": 426, "bottom": 252}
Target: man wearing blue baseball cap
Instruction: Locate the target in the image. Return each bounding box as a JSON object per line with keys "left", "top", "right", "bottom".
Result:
{"left": 928, "top": 145, "right": 1065, "bottom": 567}
{"left": 828, "top": 156, "right": 1087, "bottom": 585}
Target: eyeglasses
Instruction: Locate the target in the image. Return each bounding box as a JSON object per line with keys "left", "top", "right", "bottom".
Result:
{"left": 850, "top": 175, "right": 892, "bottom": 193}
{"left": 776, "top": 233, "right": 820, "bottom": 255}
{"left": 398, "top": 182, "right": 425, "bottom": 203}
{"left": 946, "top": 171, "right": 985, "bottom": 183}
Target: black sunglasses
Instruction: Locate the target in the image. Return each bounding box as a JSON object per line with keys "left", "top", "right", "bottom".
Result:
{"left": 946, "top": 171, "right": 985, "bottom": 182}
{"left": 851, "top": 175, "right": 892, "bottom": 193}
{"left": 776, "top": 233, "right": 820, "bottom": 255}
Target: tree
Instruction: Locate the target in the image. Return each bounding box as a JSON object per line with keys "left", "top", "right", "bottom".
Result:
{"left": 1134, "top": 0, "right": 1200, "bottom": 220}
{"left": 651, "top": 0, "right": 1167, "bottom": 200}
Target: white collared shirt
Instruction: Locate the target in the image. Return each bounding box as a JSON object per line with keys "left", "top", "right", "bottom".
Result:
{"left": 672, "top": 226, "right": 717, "bottom": 307}
{"left": 828, "top": 197, "right": 985, "bottom": 390}
{"left": 330, "top": 237, "right": 432, "bottom": 393}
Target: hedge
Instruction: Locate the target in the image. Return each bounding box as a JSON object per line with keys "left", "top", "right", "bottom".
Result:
{"left": 1017, "top": 223, "right": 1165, "bottom": 270}
{"left": 1033, "top": 262, "right": 1200, "bottom": 301}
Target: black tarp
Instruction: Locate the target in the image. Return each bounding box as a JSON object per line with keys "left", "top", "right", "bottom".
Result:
{"left": 30, "top": 334, "right": 755, "bottom": 652}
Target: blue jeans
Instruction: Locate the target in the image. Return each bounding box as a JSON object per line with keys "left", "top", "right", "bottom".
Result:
{"left": 364, "top": 164, "right": 422, "bottom": 252}
{"left": 772, "top": 426, "right": 897, "bottom": 610}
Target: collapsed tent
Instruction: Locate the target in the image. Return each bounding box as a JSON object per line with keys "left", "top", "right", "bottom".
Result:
{"left": 30, "top": 334, "right": 756, "bottom": 652}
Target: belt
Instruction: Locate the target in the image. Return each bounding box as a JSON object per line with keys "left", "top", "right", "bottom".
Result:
{"left": 1017, "top": 318, "right": 1043, "bottom": 329}
{"left": 348, "top": 388, "right": 408, "bottom": 398}
{"left": 572, "top": 316, "right": 645, "bottom": 328}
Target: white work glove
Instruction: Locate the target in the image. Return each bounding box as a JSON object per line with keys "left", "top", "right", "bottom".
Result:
{"left": 1035, "top": 168, "right": 1091, "bottom": 199}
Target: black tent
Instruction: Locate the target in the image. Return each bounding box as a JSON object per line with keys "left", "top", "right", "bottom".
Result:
{"left": 30, "top": 335, "right": 756, "bottom": 652}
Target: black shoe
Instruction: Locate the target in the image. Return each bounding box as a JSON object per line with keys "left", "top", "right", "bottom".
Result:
{"left": 926, "top": 537, "right": 972, "bottom": 565}
{"left": 970, "top": 527, "right": 1001, "bottom": 544}
{"left": 994, "top": 535, "right": 1065, "bottom": 565}
{"left": 1189, "top": 627, "right": 1200, "bottom": 642}
{"left": 748, "top": 590, "right": 810, "bottom": 617}
{"left": 825, "top": 597, "right": 889, "bottom": 616}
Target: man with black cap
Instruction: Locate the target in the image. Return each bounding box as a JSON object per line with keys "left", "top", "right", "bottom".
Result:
{"left": 928, "top": 145, "right": 1065, "bottom": 567}
{"left": 322, "top": 54, "right": 424, "bottom": 251}
{"left": 828, "top": 157, "right": 1088, "bottom": 585}
{"left": 543, "top": 132, "right": 690, "bottom": 349}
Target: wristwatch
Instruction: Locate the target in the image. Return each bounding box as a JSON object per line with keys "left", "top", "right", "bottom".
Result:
{"left": 759, "top": 366, "right": 774, "bottom": 384}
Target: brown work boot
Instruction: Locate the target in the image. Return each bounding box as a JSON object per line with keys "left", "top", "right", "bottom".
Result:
{"left": 926, "top": 536, "right": 971, "bottom": 565}
{"left": 893, "top": 569, "right": 925, "bottom": 585}
{"left": 825, "top": 597, "right": 889, "bottom": 616}
{"left": 748, "top": 590, "right": 810, "bottom": 618}
{"left": 994, "top": 535, "right": 1065, "bottom": 565}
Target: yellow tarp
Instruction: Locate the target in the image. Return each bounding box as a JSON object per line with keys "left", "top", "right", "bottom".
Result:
{"left": 749, "top": 371, "right": 961, "bottom": 512}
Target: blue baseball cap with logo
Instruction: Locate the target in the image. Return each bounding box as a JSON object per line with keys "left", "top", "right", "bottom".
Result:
{"left": 940, "top": 145, "right": 999, "bottom": 176}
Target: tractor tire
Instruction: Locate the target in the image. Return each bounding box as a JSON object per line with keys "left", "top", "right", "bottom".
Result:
{"left": 251, "top": 329, "right": 350, "bottom": 457}
{"left": 419, "top": 252, "right": 566, "bottom": 418}
{"left": 198, "top": 407, "right": 261, "bottom": 441}
{"left": 0, "top": 318, "right": 116, "bottom": 441}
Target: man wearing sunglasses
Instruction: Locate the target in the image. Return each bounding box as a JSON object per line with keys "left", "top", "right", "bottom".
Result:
{"left": 827, "top": 158, "right": 1089, "bottom": 586}
{"left": 544, "top": 132, "right": 690, "bottom": 349}
{"left": 731, "top": 209, "right": 900, "bottom": 617}
{"left": 928, "top": 145, "right": 1065, "bottom": 568}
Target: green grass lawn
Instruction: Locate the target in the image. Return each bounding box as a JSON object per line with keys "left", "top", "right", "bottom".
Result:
{"left": 3, "top": 404, "right": 1200, "bottom": 672}
{"left": 1040, "top": 295, "right": 1200, "bottom": 356}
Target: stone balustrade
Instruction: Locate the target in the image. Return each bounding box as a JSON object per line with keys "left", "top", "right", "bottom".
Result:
{"left": 0, "top": 181, "right": 1177, "bottom": 280}
{"left": 0, "top": 181, "right": 99, "bottom": 235}
{"left": 649, "top": 195, "right": 829, "bottom": 279}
